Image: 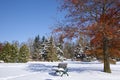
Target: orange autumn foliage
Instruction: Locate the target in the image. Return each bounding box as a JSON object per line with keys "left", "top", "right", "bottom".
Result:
{"left": 84, "top": 6, "right": 120, "bottom": 58}
{"left": 55, "top": 0, "right": 120, "bottom": 59}
{"left": 85, "top": 48, "right": 120, "bottom": 58}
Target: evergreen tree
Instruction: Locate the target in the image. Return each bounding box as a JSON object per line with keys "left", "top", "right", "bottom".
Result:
{"left": 0, "top": 42, "right": 18, "bottom": 62}
{"left": 18, "top": 44, "right": 30, "bottom": 63}
{"left": 0, "top": 43, "right": 3, "bottom": 51}
{"left": 63, "top": 42, "right": 74, "bottom": 59}
{"left": 12, "top": 41, "right": 19, "bottom": 48}
{"left": 26, "top": 38, "right": 34, "bottom": 60}
{"left": 9, "top": 44, "right": 18, "bottom": 62}
{"left": 32, "top": 35, "right": 41, "bottom": 60}
{"left": 46, "top": 36, "right": 58, "bottom": 61}
{"left": 41, "top": 36, "right": 47, "bottom": 43}
{"left": 0, "top": 43, "right": 3, "bottom": 61}
{"left": 0, "top": 43, "right": 3, "bottom": 60}
{"left": 1, "top": 42, "right": 11, "bottom": 62}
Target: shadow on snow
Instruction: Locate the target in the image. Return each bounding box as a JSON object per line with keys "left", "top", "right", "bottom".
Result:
{"left": 68, "top": 66, "right": 103, "bottom": 73}
{"left": 26, "top": 62, "right": 103, "bottom": 76}
{"left": 26, "top": 63, "right": 61, "bottom": 76}
{"left": 27, "top": 63, "right": 53, "bottom": 72}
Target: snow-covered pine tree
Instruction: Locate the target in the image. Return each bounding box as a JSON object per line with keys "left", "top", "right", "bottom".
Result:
{"left": 32, "top": 35, "right": 41, "bottom": 60}
{"left": 40, "top": 36, "right": 66, "bottom": 61}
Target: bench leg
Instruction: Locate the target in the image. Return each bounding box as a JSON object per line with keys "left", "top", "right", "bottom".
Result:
{"left": 66, "top": 73, "right": 69, "bottom": 76}
{"left": 61, "top": 72, "right": 69, "bottom": 77}
{"left": 54, "top": 70, "right": 69, "bottom": 77}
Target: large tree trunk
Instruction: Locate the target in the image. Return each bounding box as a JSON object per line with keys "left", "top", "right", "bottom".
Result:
{"left": 103, "top": 37, "right": 111, "bottom": 73}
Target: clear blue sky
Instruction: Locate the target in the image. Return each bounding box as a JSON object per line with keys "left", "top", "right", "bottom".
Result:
{"left": 0, "top": 0, "right": 61, "bottom": 43}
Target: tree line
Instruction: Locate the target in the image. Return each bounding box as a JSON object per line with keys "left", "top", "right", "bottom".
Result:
{"left": 0, "top": 35, "right": 83, "bottom": 62}
{"left": 0, "top": 42, "right": 29, "bottom": 63}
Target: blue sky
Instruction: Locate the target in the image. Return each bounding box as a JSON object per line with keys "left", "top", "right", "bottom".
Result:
{"left": 0, "top": 0, "right": 61, "bottom": 43}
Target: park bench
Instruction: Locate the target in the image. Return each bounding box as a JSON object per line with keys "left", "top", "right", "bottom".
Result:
{"left": 52, "top": 63, "right": 69, "bottom": 76}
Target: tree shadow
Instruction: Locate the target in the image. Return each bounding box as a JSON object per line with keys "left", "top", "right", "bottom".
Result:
{"left": 27, "top": 63, "right": 53, "bottom": 72}
{"left": 65, "top": 61, "right": 101, "bottom": 64}
{"left": 48, "top": 72, "right": 60, "bottom": 76}
{"left": 63, "top": 61, "right": 103, "bottom": 73}
{"left": 68, "top": 66, "right": 103, "bottom": 73}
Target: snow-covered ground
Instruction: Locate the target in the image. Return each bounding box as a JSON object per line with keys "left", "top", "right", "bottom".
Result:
{"left": 0, "top": 61, "right": 120, "bottom": 80}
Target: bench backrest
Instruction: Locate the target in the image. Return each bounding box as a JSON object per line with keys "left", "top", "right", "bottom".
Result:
{"left": 58, "top": 63, "right": 67, "bottom": 69}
